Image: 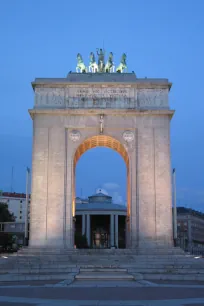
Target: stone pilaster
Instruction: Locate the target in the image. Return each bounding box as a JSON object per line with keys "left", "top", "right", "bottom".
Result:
{"left": 154, "top": 121, "right": 173, "bottom": 247}
{"left": 65, "top": 129, "right": 74, "bottom": 248}
{"left": 46, "top": 127, "right": 65, "bottom": 247}
{"left": 29, "top": 125, "right": 49, "bottom": 247}
{"left": 129, "top": 132, "right": 138, "bottom": 248}
{"left": 137, "top": 127, "right": 157, "bottom": 248}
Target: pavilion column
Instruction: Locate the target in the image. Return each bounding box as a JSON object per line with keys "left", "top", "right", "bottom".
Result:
{"left": 110, "top": 214, "right": 114, "bottom": 247}
{"left": 82, "top": 214, "right": 86, "bottom": 236}
{"left": 86, "top": 214, "right": 90, "bottom": 246}
{"left": 115, "top": 214, "right": 118, "bottom": 248}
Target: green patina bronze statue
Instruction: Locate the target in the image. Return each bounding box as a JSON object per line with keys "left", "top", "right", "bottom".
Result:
{"left": 105, "top": 52, "right": 114, "bottom": 73}
{"left": 97, "top": 48, "right": 105, "bottom": 72}
{"left": 76, "top": 53, "right": 87, "bottom": 73}
{"left": 75, "top": 50, "right": 127, "bottom": 73}
{"left": 89, "top": 52, "right": 98, "bottom": 72}
{"left": 116, "top": 53, "right": 127, "bottom": 73}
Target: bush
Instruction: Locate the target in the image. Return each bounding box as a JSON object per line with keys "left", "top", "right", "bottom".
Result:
{"left": 75, "top": 232, "right": 88, "bottom": 249}
{"left": 0, "top": 232, "right": 13, "bottom": 248}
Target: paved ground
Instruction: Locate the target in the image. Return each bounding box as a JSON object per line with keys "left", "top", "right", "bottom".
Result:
{"left": 0, "top": 281, "right": 204, "bottom": 305}
{"left": 0, "top": 280, "right": 60, "bottom": 286}
{"left": 0, "top": 303, "right": 34, "bottom": 306}
{"left": 152, "top": 280, "right": 204, "bottom": 285}
{"left": 0, "top": 286, "right": 204, "bottom": 305}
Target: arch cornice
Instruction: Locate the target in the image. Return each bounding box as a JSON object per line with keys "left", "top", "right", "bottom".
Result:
{"left": 28, "top": 108, "right": 175, "bottom": 120}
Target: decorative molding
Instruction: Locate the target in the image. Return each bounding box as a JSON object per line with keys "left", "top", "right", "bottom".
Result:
{"left": 69, "top": 130, "right": 81, "bottom": 142}
{"left": 123, "top": 130, "right": 135, "bottom": 152}
{"left": 29, "top": 108, "right": 175, "bottom": 120}
{"left": 123, "top": 131, "right": 134, "bottom": 143}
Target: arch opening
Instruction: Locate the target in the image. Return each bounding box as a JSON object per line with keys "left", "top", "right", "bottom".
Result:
{"left": 72, "top": 135, "right": 131, "bottom": 248}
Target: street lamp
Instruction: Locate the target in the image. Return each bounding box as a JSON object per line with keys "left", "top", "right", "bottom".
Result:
{"left": 173, "top": 168, "right": 177, "bottom": 246}
{"left": 24, "top": 167, "right": 30, "bottom": 246}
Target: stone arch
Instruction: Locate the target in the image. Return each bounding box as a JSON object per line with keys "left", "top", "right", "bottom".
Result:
{"left": 29, "top": 74, "right": 174, "bottom": 251}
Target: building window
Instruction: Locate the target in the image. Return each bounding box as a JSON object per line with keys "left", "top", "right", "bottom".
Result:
{"left": 20, "top": 200, "right": 22, "bottom": 203}
{"left": 20, "top": 211, "right": 22, "bottom": 214}
{"left": 20, "top": 216, "right": 22, "bottom": 219}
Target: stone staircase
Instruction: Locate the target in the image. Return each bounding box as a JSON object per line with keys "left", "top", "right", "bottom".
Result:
{"left": 0, "top": 248, "right": 204, "bottom": 283}
{"left": 17, "top": 246, "right": 185, "bottom": 256}
{"left": 75, "top": 267, "right": 136, "bottom": 281}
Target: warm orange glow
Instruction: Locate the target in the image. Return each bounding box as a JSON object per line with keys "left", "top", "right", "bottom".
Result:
{"left": 73, "top": 135, "right": 130, "bottom": 217}
{"left": 74, "top": 135, "right": 129, "bottom": 169}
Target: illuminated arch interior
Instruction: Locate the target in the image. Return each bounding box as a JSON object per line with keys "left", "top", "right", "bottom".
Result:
{"left": 73, "top": 135, "right": 130, "bottom": 218}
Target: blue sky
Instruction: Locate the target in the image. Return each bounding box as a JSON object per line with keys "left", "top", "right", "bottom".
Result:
{"left": 0, "top": 0, "right": 204, "bottom": 211}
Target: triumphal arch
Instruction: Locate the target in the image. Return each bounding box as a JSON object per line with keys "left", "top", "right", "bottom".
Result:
{"left": 29, "top": 50, "right": 174, "bottom": 250}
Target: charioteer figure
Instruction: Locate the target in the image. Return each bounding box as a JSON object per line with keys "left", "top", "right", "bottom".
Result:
{"left": 97, "top": 48, "right": 105, "bottom": 72}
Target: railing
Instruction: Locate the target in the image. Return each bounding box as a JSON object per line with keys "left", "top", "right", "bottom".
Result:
{"left": 185, "top": 247, "right": 204, "bottom": 256}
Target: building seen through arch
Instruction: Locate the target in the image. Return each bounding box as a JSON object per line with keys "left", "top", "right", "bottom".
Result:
{"left": 75, "top": 191, "right": 126, "bottom": 248}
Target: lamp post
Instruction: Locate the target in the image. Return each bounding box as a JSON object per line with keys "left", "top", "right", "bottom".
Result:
{"left": 24, "top": 167, "right": 30, "bottom": 246}
{"left": 173, "top": 168, "right": 177, "bottom": 246}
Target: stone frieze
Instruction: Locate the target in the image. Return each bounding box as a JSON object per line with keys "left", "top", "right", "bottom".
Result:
{"left": 34, "top": 86, "right": 169, "bottom": 109}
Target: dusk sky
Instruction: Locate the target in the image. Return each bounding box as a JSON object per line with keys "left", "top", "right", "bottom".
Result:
{"left": 0, "top": 0, "right": 204, "bottom": 211}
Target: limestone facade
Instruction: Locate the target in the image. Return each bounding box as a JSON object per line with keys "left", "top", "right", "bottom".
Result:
{"left": 29, "top": 73, "right": 174, "bottom": 249}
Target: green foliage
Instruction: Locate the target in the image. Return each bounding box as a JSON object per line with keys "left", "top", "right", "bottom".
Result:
{"left": 0, "top": 232, "right": 13, "bottom": 247}
{"left": 0, "top": 203, "right": 15, "bottom": 222}
{"left": 75, "top": 232, "right": 88, "bottom": 249}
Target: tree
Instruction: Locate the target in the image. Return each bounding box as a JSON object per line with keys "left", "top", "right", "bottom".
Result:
{"left": 0, "top": 203, "right": 15, "bottom": 222}
{"left": 0, "top": 203, "right": 16, "bottom": 250}
{"left": 0, "top": 232, "right": 13, "bottom": 248}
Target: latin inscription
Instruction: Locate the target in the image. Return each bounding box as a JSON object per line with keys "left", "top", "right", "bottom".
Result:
{"left": 34, "top": 86, "right": 169, "bottom": 109}
{"left": 72, "top": 87, "right": 130, "bottom": 99}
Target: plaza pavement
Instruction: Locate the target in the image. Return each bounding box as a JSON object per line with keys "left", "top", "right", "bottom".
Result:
{"left": 1, "top": 280, "right": 204, "bottom": 305}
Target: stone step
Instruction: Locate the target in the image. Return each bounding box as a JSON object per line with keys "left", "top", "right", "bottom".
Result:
{"left": 71, "top": 280, "right": 140, "bottom": 287}
{"left": 128, "top": 268, "right": 204, "bottom": 274}
{"left": 18, "top": 247, "right": 185, "bottom": 256}
{"left": 3, "top": 256, "right": 199, "bottom": 261}
{"left": 0, "top": 268, "right": 79, "bottom": 274}
{"left": 13, "top": 254, "right": 188, "bottom": 258}
{"left": 14, "top": 252, "right": 194, "bottom": 256}
{"left": 75, "top": 272, "right": 134, "bottom": 281}
{"left": 2, "top": 259, "right": 204, "bottom": 266}
{"left": 5, "top": 260, "right": 204, "bottom": 266}
{"left": 0, "top": 273, "right": 75, "bottom": 282}
{"left": 16, "top": 255, "right": 190, "bottom": 259}
{"left": 144, "top": 273, "right": 204, "bottom": 281}
{"left": 80, "top": 268, "right": 127, "bottom": 272}
{"left": 2, "top": 265, "right": 204, "bottom": 273}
